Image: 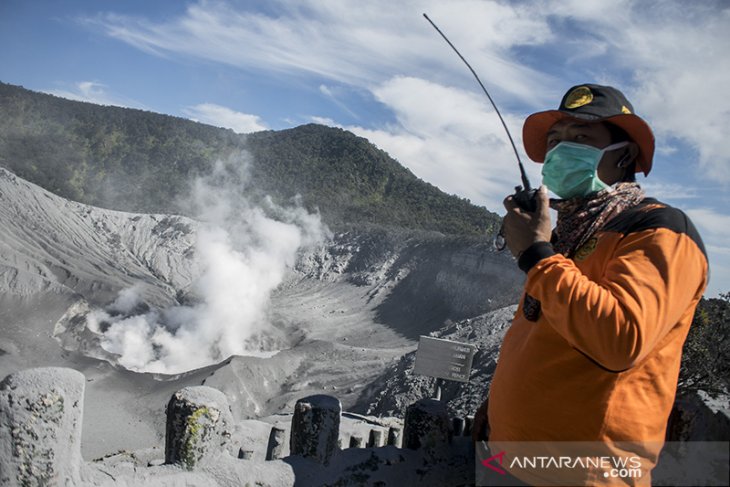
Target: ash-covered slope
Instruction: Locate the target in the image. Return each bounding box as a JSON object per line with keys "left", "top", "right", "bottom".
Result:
{"left": 0, "top": 166, "right": 197, "bottom": 302}
{"left": 0, "top": 166, "right": 199, "bottom": 375}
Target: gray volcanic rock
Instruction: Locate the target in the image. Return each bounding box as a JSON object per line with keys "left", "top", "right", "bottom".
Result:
{"left": 290, "top": 394, "right": 341, "bottom": 465}
{"left": 164, "top": 386, "right": 235, "bottom": 469}
{"left": 0, "top": 367, "right": 85, "bottom": 486}
{"left": 666, "top": 390, "right": 730, "bottom": 441}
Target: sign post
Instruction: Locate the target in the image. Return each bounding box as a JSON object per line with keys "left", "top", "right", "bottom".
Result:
{"left": 413, "top": 336, "right": 476, "bottom": 398}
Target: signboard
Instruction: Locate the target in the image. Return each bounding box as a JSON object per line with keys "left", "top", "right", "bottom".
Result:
{"left": 413, "top": 336, "right": 476, "bottom": 383}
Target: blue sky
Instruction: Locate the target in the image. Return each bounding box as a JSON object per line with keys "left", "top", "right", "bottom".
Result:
{"left": 1, "top": 0, "right": 729, "bottom": 296}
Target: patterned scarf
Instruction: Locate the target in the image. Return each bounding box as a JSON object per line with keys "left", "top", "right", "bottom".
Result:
{"left": 550, "top": 182, "right": 646, "bottom": 257}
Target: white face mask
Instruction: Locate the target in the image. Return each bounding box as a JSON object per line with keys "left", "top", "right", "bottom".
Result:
{"left": 541, "top": 141, "right": 629, "bottom": 199}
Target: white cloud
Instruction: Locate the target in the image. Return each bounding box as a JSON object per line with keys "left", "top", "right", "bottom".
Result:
{"left": 184, "top": 103, "right": 268, "bottom": 133}
{"left": 309, "top": 116, "right": 337, "bottom": 126}
{"left": 46, "top": 81, "right": 144, "bottom": 108}
{"left": 86, "top": 0, "right": 557, "bottom": 106}
{"left": 318, "top": 84, "right": 360, "bottom": 120}
{"left": 685, "top": 207, "right": 730, "bottom": 297}
{"left": 640, "top": 182, "right": 698, "bottom": 201}
{"left": 685, "top": 208, "right": 730, "bottom": 241}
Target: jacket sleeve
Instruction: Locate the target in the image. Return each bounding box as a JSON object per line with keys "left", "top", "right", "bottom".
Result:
{"left": 523, "top": 226, "right": 707, "bottom": 371}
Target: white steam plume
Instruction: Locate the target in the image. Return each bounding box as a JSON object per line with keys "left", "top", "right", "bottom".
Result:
{"left": 87, "top": 155, "right": 329, "bottom": 374}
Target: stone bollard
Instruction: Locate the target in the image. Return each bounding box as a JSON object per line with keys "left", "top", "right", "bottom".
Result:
{"left": 349, "top": 434, "right": 364, "bottom": 448}
{"left": 0, "top": 367, "right": 85, "bottom": 487}
{"left": 290, "top": 395, "right": 341, "bottom": 465}
{"left": 266, "top": 427, "right": 286, "bottom": 460}
{"left": 387, "top": 426, "right": 402, "bottom": 447}
{"left": 464, "top": 415, "right": 474, "bottom": 437}
{"left": 238, "top": 448, "right": 254, "bottom": 460}
{"left": 452, "top": 417, "right": 466, "bottom": 437}
{"left": 403, "top": 398, "right": 451, "bottom": 451}
{"left": 666, "top": 391, "right": 730, "bottom": 441}
{"left": 367, "top": 429, "right": 383, "bottom": 448}
{"left": 165, "top": 386, "right": 233, "bottom": 470}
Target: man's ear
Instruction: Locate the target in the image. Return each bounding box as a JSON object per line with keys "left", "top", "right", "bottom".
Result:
{"left": 618, "top": 142, "right": 640, "bottom": 167}
{"left": 627, "top": 141, "right": 640, "bottom": 162}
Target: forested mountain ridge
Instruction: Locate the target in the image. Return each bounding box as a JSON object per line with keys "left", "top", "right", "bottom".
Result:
{"left": 0, "top": 82, "right": 499, "bottom": 235}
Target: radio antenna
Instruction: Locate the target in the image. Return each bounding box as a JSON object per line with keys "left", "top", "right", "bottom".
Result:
{"left": 423, "top": 13, "right": 532, "bottom": 191}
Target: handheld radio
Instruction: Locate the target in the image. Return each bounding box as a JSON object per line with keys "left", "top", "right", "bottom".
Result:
{"left": 423, "top": 13, "right": 538, "bottom": 249}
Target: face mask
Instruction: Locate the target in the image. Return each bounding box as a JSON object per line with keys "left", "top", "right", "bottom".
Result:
{"left": 541, "top": 141, "right": 629, "bottom": 199}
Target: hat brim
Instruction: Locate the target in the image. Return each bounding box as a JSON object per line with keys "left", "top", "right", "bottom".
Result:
{"left": 522, "top": 110, "right": 655, "bottom": 175}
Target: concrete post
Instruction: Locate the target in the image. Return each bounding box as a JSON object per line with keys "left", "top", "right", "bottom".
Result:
{"left": 349, "top": 434, "right": 363, "bottom": 448}
{"left": 387, "top": 426, "right": 402, "bottom": 447}
{"left": 367, "top": 429, "right": 383, "bottom": 448}
{"left": 452, "top": 417, "right": 466, "bottom": 437}
{"left": 165, "top": 386, "right": 233, "bottom": 470}
{"left": 0, "top": 367, "right": 85, "bottom": 487}
{"left": 289, "top": 395, "right": 341, "bottom": 465}
{"left": 464, "top": 415, "right": 474, "bottom": 437}
{"left": 238, "top": 448, "right": 254, "bottom": 460}
{"left": 403, "top": 398, "right": 451, "bottom": 451}
{"left": 266, "top": 427, "right": 286, "bottom": 460}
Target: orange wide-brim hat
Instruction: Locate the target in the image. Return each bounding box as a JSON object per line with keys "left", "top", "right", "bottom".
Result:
{"left": 522, "top": 84, "right": 655, "bottom": 175}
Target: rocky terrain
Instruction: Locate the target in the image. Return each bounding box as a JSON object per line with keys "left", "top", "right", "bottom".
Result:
{"left": 358, "top": 306, "right": 516, "bottom": 419}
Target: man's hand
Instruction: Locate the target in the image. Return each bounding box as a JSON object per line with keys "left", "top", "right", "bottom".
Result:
{"left": 502, "top": 185, "right": 552, "bottom": 258}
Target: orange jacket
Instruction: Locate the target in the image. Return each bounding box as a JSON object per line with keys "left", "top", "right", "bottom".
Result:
{"left": 487, "top": 198, "right": 708, "bottom": 485}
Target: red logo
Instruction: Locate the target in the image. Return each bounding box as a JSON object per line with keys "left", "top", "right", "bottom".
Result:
{"left": 482, "top": 450, "right": 507, "bottom": 475}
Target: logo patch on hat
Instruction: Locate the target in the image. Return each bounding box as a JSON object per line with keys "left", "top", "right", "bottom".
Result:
{"left": 564, "top": 86, "right": 593, "bottom": 109}
{"left": 621, "top": 105, "right": 632, "bottom": 114}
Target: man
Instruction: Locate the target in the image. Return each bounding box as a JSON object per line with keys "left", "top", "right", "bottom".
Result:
{"left": 474, "top": 84, "right": 708, "bottom": 486}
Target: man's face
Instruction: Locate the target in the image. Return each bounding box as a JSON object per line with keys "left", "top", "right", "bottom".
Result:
{"left": 545, "top": 119, "right": 627, "bottom": 185}
{"left": 546, "top": 119, "right": 612, "bottom": 151}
